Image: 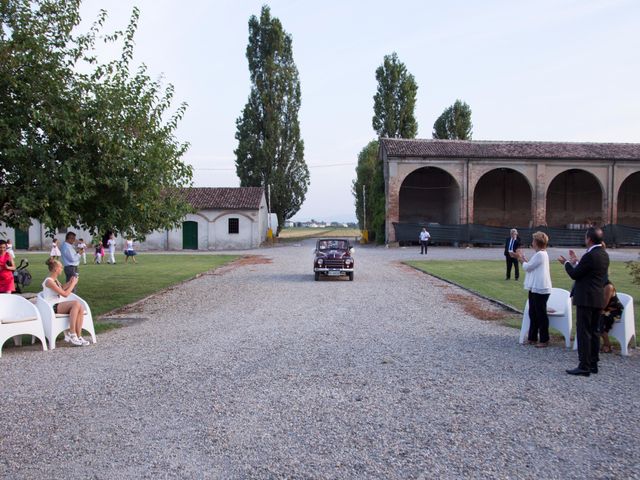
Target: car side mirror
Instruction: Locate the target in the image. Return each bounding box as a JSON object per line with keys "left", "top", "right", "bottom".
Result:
{"left": 349, "top": 247, "right": 355, "bottom": 255}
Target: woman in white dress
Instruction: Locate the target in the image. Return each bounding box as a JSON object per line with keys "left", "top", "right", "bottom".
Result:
{"left": 42, "top": 258, "right": 88, "bottom": 346}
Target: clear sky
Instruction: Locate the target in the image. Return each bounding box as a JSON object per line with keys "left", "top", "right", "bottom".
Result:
{"left": 78, "top": 0, "right": 640, "bottom": 223}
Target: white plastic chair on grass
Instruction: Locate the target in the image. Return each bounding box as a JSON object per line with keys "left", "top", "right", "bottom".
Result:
{"left": 0, "top": 295, "right": 48, "bottom": 357}
{"left": 35, "top": 292, "right": 96, "bottom": 350}
{"left": 573, "top": 292, "right": 636, "bottom": 356}
{"left": 519, "top": 287, "right": 572, "bottom": 348}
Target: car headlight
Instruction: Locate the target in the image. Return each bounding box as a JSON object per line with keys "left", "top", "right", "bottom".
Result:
{"left": 317, "top": 258, "right": 323, "bottom": 265}
{"left": 344, "top": 258, "right": 352, "bottom": 265}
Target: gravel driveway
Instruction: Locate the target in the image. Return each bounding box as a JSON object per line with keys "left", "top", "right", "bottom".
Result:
{"left": 1, "top": 241, "right": 639, "bottom": 479}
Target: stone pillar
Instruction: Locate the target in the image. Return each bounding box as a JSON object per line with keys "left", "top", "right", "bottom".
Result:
{"left": 386, "top": 163, "right": 401, "bottom": 243}
{"left": 467, "top": 161, "right": 476, "bottom": 224}
{"left": 460, "top": 160, "right": 469, "bottom": 224}
{"left": 534, "top": 163, "right": 547, "bottom": 226}
{"left": 606, "top": 162, "right": 615, "bottom": 225}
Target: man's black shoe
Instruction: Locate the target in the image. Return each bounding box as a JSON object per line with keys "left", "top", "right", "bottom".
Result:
{"left": 590, "top": 366, "right": 598, "bottom": 374}
{"left": 566, "top": 367, "right": 590, "bottom": 377}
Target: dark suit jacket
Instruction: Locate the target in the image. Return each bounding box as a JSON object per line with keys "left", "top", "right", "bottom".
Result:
{"left": 504, "top": 237, "right": 521, "bottom": 257}
{"left": 564, "top": 245, "right": 610, "bottom": 308}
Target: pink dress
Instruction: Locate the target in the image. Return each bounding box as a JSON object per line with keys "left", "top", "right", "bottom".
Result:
{"left": 0, "top": 252, "right": 15, "bottom": 293}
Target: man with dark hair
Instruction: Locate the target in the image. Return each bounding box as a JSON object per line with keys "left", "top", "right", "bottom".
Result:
{"left": 61, "top": 231, "right": 81, "bottom": 292}
{"left": 558, "top": 227, "right": 609, "bottom": 376}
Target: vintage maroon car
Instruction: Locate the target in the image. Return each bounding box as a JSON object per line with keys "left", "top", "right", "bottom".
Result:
{"left": 313, "top": 238, "right": 354, "bottom": 281}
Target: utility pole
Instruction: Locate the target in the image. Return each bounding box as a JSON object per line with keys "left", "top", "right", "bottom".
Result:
{"left": 362, "top": 185, "right": 368, "bottom": 243}
{"left": 267, "top": 184, "right": 274, "bottom": 241}
{"left": 362, "top": 185, "right": 366, "bottom": 231}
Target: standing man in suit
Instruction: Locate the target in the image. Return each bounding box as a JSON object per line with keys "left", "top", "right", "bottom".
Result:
{"left": 558, "top": 227, "right": 609, "bottom": 377}
{"left": 504, "top": 228, "right": 521, "bottom": 280}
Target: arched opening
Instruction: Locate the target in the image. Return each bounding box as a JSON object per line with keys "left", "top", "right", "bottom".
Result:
{"left": 182, "top": 221, "right": 198, "bottom": 250}
{"left": 617, "top": 172, "right": 640, "bottom": 226}
{"left": 546, "top": 169, "right": 603, "bottom": 227}
{"left": 399, "top": 167, "right": 460, "bottom": 224}
{"left": 473, "top": 169, "right": 532, "bottom": 227}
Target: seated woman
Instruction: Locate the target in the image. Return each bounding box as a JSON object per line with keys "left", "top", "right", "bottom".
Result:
{"left": 42, "top": 258, "right": 88, "bottom": 346}
{"left": 600, "top": 280, "right": 624, "bottom": 353}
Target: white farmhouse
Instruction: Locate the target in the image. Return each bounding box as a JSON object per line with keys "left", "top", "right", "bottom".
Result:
{"left": 0, "top": 187, "right": 269, "bottom": 251}
{"left": 149, "top": 187, "right": 269, "bottom": 250}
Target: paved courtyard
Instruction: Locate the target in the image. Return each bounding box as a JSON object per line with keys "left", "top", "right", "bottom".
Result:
{"left": 1, "top": 242, "right": 639, "bottom": 479}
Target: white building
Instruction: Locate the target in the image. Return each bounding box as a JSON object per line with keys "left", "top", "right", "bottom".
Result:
{"left": 0, "top": 187, "right": 269, "bottom": 251}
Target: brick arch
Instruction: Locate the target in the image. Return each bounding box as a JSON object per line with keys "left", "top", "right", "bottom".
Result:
{"left": 617, "top": 171, "right": 640, "bottom": 226}
{"left": 545, "top": 168, "right": 604, "bottom": 227}
{"left": 399, "top": 166, "right": 461, "bottom": 224}
{"left": 394, "top": 163, "right": 462, "bottom": 191}
{"left": 472, "top": 168, "right": 533, "bottom": 227}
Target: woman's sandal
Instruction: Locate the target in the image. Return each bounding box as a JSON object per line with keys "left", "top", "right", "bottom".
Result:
{"left": 535, "top": 342, "right": 549, "bottom": 348}
{"left": 601, "top": 345, "right": 612, "bottom": 353}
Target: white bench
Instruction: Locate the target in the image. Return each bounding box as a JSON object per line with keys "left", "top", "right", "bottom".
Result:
{"left": 519, "top": 288, "right": 572, "bottom": 347}
{"left": 0, "top": 295, "right": 48, "bottom": 357}
{"left": 572, "top": 292, "right": 636, "bottom": 356}
{"left": 35, "top": 292, "right": 96, "bottom": 349}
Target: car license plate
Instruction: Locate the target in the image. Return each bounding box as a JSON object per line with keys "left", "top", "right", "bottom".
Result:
{"left": 328, "top": 271, "right": 341, "bottom": 276}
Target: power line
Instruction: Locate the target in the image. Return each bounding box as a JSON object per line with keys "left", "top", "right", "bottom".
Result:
{"left": 194, "top": 162, "right": 355, "bottom": 171}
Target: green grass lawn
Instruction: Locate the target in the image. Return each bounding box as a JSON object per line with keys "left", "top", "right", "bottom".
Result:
{"left": 18, "top": 253, "right": 238, "bottom": 319}
{"left": 406, "top": 260, "right": 640, "bottom": 335}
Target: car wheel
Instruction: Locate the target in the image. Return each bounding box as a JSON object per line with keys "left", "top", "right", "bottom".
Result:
{"left": 315, "top": 272, "right": 320, "bottom": 281}
{"left": 348, "top": 272, "right": 354, "bottom": 281}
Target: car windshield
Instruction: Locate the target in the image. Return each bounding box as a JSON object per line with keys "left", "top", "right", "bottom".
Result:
{"left": 318, "top": 240, "right": 349, "bottom": 251}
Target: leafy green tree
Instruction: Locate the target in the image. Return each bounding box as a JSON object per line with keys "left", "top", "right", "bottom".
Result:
{"left": 372, "top": 52, "right": 418, "bottom": 139}
{"left": 432, "top": 99, "right": 473, "bottom": 140}
{"left": 235, "top": 5, "right": 308, "bottom": 235}
{"left": 363, "top": 53, "right": 418, "bottom": 243}
{"left": 0, "top": 1, "right": 193, "bottom": 238}
{"left": 352, "top": 140, "right": 378, "bottom": 234}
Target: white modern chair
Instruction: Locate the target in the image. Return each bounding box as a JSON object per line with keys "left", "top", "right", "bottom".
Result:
{"left": 35, "top": 292, "right": 96, "bottom": 350}
{"left": 573, "top": 292, "right": 636, "bottom": 356}
{"left": 519, "top": 287, "right": 572, "bottom": 347}
{"left": 0, "top": 294, "right": 48, "bottom": 357}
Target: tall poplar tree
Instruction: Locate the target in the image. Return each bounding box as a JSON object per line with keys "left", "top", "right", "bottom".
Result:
{"left": 235, "top": 5, "right": 308, "bottom": 235}
{"left": 372, "top": 52, "right": 418, "bottom": 138}
{"left": 432, "top": 99, "right": 473, "bottom": 140}
{"left": 358, "top": 52, "right": 417, "bottom": 242}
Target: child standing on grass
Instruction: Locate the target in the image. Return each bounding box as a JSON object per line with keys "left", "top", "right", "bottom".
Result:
{"left": 77, "top": 238, "right": 87, "bottom": 265}
{"left": 124, "top": 237, "right": 138, "bottom": 264}
{"left": 50, "top": 238, "right": 61, "bottom": 260}
{"left": 6, "top": 239, "right": 15, "bottom": 260}
{"left": 94, "top": 241, "right": 104, "bottom": 264}
{"left": 107, "top": 233, "right": 116, "bottom": 264}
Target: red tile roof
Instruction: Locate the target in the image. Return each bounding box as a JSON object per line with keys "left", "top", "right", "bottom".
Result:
{"left": 181, "top": 187, "right": 264, "bottom": 210}
{"left": 381, "top": 138, "right": 640, "bottom": 160}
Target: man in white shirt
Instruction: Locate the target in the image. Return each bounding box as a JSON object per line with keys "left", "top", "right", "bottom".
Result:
{"left": 419, "top": 228, "right": 431, "bottom": 255}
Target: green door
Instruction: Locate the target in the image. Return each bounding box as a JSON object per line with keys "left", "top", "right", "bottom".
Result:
{"left": 182, "top": 221, "right": 198, "bottom": 250}
{"left": 15, "top": 228, "right": 29, "bottom": 250}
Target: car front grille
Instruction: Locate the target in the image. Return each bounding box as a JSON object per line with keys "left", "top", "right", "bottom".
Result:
{"left": 324, "top": 259, "right": 344, "bottom": 268}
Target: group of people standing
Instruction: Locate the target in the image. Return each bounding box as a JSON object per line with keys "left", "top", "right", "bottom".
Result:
{"left": 506, "top": 227, "right": 620, "bottom": 377}
{"left": 50, "top": 233, "right": 137, "bottom": 265}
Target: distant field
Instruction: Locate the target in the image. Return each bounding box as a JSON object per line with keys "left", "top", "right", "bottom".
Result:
{"left": 279, "top": 227, "right": 361, "bottom": 240}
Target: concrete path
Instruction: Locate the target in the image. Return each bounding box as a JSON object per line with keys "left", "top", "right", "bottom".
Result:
{"left": 1, "top": 241, "right": 639, "bottom": 479}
